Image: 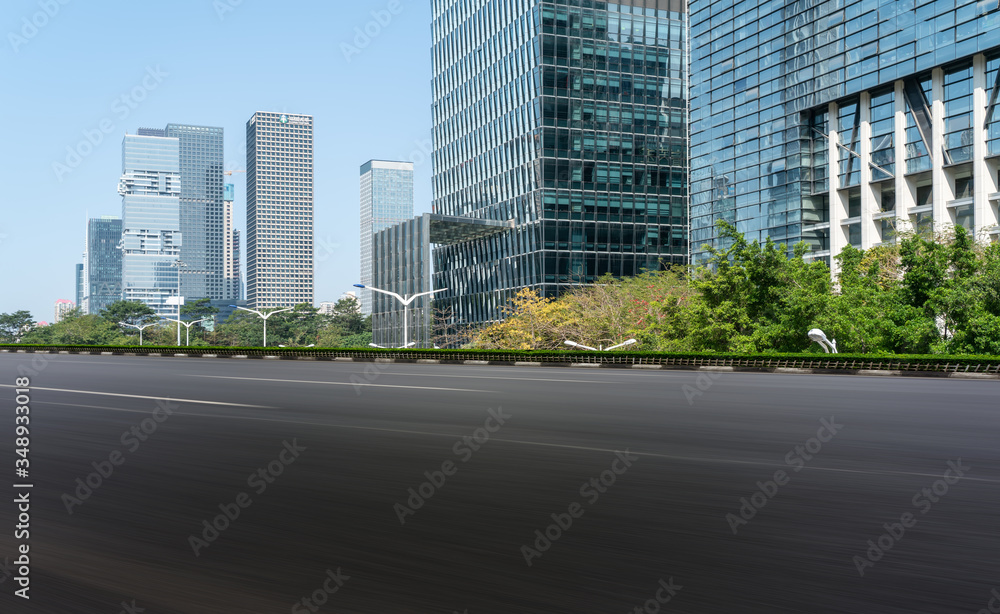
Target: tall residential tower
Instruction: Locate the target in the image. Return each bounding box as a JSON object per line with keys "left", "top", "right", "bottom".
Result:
{"left": 359, "top": 160, "right": 414, "bottom": 315}
{"left": 246, "top": 112, "right": 314, "bottom": 309}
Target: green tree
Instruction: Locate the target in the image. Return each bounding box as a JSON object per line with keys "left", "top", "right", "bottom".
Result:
{"left": 0, "top": 311, "right": 36, "bottom": 343}
{"left": 100, "top": 300, "right": 158, "bottom": 327}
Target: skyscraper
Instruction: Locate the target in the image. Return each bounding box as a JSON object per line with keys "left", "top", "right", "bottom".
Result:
{"left": 223, "top": 182, "right": 242, "bottom": 300}
{"left": 119, "top": 133, "right": 182, "bottom": 317}
{"left": 431, "top": 0, "right": 689, "bottom": 325}
{"left": 75, "top": 263, "right": 84, "bottom": 310}
{"left": 164, "top": 124, "right": 225, "bottom": 300}
{"left": 360, "top": 160, "right": 414, "bottom": 315}
{"left": 689, "top": 0, "right": 1000, "bottom": 269}
{"left": 83, "top": 216, "right": 123, "bottom": 314}
{"left": 246, "top": 112, "right": 315, "bottom": 309}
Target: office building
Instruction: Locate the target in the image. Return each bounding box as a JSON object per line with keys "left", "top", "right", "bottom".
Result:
{"left": 246, "top": 112, "right": 314, "bottom": 309}
{"left": 360, "top": 160, "right": 415, "bottom": 315}
{"left": 372, "top": 213, "right": 512, "bottom": 347}
{"left": 75, "top": 263, "right": 84, "bottom": 309}
{"left": 83, "top": 216, "right": 123, "bottom": 314}
{"left": 162, "top": 124, "right": 225, "bottom": 300}
{"left": 689, "top": 0, "right": 1000, "bottom": 269}
{"left": 224, "top": 183, "right": 242, "bottom": 300}
{"left": 119, "top": 133, "right": 182, "bottom": 317}
{"left": 318, "top": 301, "right": 337, "bottom": 316}
{"left": 431, "top": 0, "right": 689, "bottom": 325}
{"left": 54, "top": 299, "right": 75, "bottom": 323}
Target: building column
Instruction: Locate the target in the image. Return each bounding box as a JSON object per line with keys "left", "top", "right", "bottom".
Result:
{"left": 973, "top": 53, "right": 999, "bottom": 236}
{"left": 858, "top": 91, "right": 879, "bottom": 249}
{"left": 894, "top": 79, "right": 911, "bottom": 235}
{"left": 931, "top": 67, "right": 949, "bottom": 235}
{"left": 828, "top": 102, "right": 846, "bottom": 279}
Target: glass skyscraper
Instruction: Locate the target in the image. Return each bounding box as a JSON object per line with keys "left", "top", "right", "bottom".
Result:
{"left": 164, "top": 124, "right": 225, "bottom": 300}
{"left": 119, "top": 134, "right": 183, "bottom": 317}
{"left": 75, "top": 263, "right": 84, "bottom": 310}
{"left": 83, "top": 216, "right": 123, "bottom": 315}
{"left": 431, "top": 0, "right": 689, "bottom": 325}
{"left": 689, "top": 0, "right": 1000, "bottom": 267}
{"left": 246, "top": 112, "right": 314, "bottom": 309}
{"left": 360, "top": 160, "right": 415, "bottom": 316}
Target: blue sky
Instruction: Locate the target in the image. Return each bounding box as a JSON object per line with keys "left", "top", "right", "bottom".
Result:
{"left": 0, "top": 0, "right": 434, "bottom": 321}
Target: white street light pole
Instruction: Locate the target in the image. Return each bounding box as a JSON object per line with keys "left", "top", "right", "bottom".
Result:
{"left": 118, "top": 321, "right": 157, "bottom": 346}
{"left": 808, "top": 328, "right": 838, "bottom": 353}
{"left": 231, "top": 305, "right": 293, "bottom": 347}
{"left": 161, "top": 317, "right": 210, "bottom": 346}
{"left": 169, "top": 260, "right": 188, "bottom": 345}
{"left": 564, "top": 338, "right": 637, "bottom": 351}
{"left": 354, "top": 284, "right": 448, "bottom": 349}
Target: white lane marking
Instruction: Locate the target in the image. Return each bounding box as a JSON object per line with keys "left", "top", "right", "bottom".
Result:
{"left": 0, "top": 384, "right": 272, "bottom": 408}
{"left": 41, "top": 400, "right": 1000, "bottom": 484}
{"left": 182, "top": 374, "right": 494, "bottom": 393}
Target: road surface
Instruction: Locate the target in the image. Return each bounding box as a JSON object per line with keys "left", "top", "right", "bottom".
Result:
{"left": 0, "top": 354, "right": 997, "bottom": 613}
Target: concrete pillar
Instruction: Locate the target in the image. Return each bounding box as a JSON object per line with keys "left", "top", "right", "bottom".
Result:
{"left": 894, "top": 80, "right": 911, "bottom": 236}
{"left": 829, "top": 102, "right": 846, "bottom": 278}
{"left": 858, "top": 91, "right": 879, "bottom": 248}
{"left": 931, "top": 67, "right": 949, "bottom": 235}
{"left": 973, "top": 53, "right": 999, "bottom": 236}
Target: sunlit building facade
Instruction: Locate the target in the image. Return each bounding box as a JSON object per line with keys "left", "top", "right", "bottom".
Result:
{"left": 431, "top": 0, "right": 689, "bottom": 325}
{"left": 119, "top": 134, "right": 182, "bottom": 317}
{"left": 689, "top": 0, "right": 1000, "bottom": 269}
{"left": 360, "top": 160, "right": 414, "bottom": 316}
{"left": 83, "top": 216, "right": 123, "bottom": 314}
{"left": 246, "top": 112, "right": 315, "bottom": 309}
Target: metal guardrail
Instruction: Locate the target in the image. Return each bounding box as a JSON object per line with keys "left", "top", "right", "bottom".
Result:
{"left": 2, "top": 345, "right": 1000, "bottom": 375}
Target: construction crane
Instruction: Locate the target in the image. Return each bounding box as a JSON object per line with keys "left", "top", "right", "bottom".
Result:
{"left": 224, "top": 170, "right": 245, "bottom": 176}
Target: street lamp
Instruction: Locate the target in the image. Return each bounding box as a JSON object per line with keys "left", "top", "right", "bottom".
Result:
{"left": 354, "top": 284, "right": 448, "bottom": 349}
{"left": 231, "top": 305, "right": 293, "bottom": 347}
{"left": 564, "top": 338, "right": 637, "bottom": 351}
{"left": 161, "top": 317, "right": 210, "bottom": 346}
{"left": 808, "top": 328, "right": 838, "bottom": 353}
{"left": 118, "top": 321, "right": 157, "bottom": 346}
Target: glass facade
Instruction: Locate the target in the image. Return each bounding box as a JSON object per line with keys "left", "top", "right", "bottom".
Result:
{"left": 430, "top": 0, "right": 688, "bottom": 325}
{"left": 84, "top": 217, "right": 123, "bottom": 315}
{"left": 75, "top": 263, "right": 84, "bottom": 310}
{"left": 164, "top": 124, "right": 225, "bottom": 301}
{"left": 690, "top": 0, "right": 1000, "bottom": 264}
{"left": 371, "top": 214, "right": 432, "bottom": 348}
{"left": 119, "top": 134, "right": 182, "bottom": 317}
{"left": 246, "top": 112, "right": 314, "bottom": 309}
{"left": 360, "top": 160, "right": 414, "bottom": 316}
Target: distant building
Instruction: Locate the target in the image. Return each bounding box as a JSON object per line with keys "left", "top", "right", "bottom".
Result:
{"left": 168, "top": 124, "right": 224, "bottom": 300}
{"left": 359, "top": 160, "right": 414, "bottom": 316}
{"left": 54, "top": 299, "right": 75, "bottom": 323}
{"left": 317, "top": 301, "right": 337, "bottom": 316}
{"left": 246, "top": 112, "right": 315, "bottom": 309}
{"left": 75, "top": 263, "right": 84, "bottom": 308}
{"left": 223, "top": 183, "right": 242, "bottom": 301}
{"left": 119, "top": 133, "right": 182, "bottom": 317}
{"left": 371, "top": 213, "right": 511, "bottom": 348}
{"left": 83, "top": 216, "right": 123, "bottom": 314}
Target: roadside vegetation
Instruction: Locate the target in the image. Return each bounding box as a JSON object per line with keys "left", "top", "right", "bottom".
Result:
{"left": 0, "top": 297, "right": 372, "bottom": 348}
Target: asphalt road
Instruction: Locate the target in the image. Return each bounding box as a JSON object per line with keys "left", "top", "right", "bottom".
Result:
{"left": 0, "top": 354, "right": 997, "bottom": 613}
